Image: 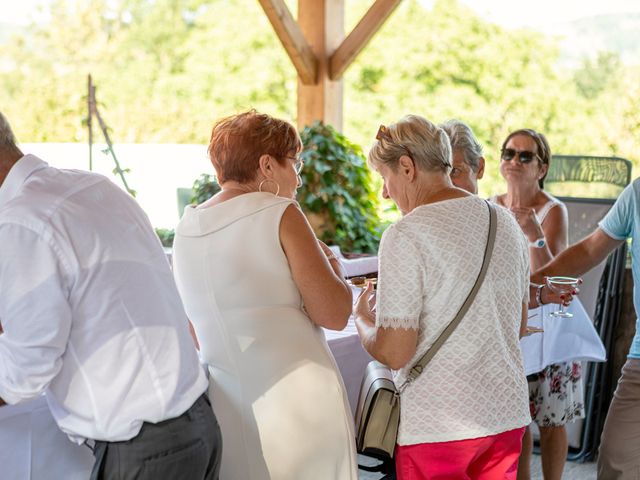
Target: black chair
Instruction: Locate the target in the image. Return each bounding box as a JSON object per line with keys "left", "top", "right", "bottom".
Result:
{"left": 545, "top": 155, "right": 631, "bottom": 200}
{"left": 540, "top": 155, "right": 632, "bottom": 462}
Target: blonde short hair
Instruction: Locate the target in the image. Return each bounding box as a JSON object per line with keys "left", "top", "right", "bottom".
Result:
{"left": 439, "top": 119, "right": 483, "bottom": 172}
{"left": 368, "top": 115, "right": 451, "bottom": 173}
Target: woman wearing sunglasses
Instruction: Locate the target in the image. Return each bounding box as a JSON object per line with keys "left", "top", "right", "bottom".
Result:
{"left": 492, "top": 129, "right": 584, "bottom": 480}
{"left": 172, "top": 110, "right": 357, "bottom": 479}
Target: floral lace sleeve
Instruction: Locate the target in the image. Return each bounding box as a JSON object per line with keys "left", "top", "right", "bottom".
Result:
{"left": 376, "top": 226, "right": 424, "bottom": 330}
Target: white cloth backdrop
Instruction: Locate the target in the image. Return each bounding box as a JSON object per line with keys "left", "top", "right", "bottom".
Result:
{"left": 521, "top": 298, "right": 606, "bottom": 375}
{"left": 0, "top": 396, "right": 94, "bottom": 480}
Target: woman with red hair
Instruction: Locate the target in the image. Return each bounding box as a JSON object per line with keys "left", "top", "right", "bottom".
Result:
{"left": 172, "top": 110, "right": 357, "bottom": 479}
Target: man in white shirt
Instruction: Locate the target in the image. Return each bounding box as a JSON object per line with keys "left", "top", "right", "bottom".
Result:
{"left": 0, "top": 112, "right": 222, "bottom": 479}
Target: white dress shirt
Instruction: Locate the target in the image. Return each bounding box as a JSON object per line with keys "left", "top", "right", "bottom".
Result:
{"left": 0, "top": 155, "right": 207, "bottom": 443}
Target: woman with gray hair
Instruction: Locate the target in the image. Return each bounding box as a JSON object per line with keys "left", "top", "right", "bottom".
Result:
{"left": 439, "top": 119, "right": 485, "bottom": 195}
{"left": 355, "top": 114, "right": 531, "bottom": 479}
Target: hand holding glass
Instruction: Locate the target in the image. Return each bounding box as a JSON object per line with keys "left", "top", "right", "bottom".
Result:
{"left": 545, "top": 276, "right": 580, "bottom": 317}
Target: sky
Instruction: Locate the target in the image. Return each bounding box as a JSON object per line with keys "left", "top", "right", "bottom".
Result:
{"left": 2, "top": 0, "right": 640, "bottom": 28}
{"left": 0, "top": 0, "right": 48, "bottom": 25}
{"left": 454, "top": 0, "right": 640, "bottom": 29}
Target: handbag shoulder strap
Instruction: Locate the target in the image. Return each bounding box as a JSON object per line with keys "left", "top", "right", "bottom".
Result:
{"left": 401, "top": 200, "right": 497, "bottom": 387}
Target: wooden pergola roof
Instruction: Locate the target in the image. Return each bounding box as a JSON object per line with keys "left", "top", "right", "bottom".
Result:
{"left": 258, "top": 0, "right": 402, "bottom": 131}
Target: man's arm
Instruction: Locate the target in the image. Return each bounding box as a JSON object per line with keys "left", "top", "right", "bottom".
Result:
{"left": 532, "top": 228, "right": 623, "bottom": 284}
{"left": 0, "top": 224, "right": 72, "bottom": 405}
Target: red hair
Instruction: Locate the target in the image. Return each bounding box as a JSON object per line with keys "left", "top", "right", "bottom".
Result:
{"left": 208, "top": 110, "right": 301, "bottom": 184}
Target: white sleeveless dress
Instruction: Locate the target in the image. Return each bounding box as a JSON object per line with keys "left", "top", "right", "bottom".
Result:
{"left": 172, "top": 192, "right": 358, "bottom": 480}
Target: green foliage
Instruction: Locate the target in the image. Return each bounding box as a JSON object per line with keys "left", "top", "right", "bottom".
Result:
{"left": 183, "top": 126, "right": 382, "bottom": 253}
{"left": 1, "top": 0, "right": 639, "bottom": 211}
{"left": 298, "top": 122, "right": 382, "bottom": 254}
{"left": 191, "top": 173, "right": 221, "bottom": 204}
{"left": 155, "top": 227, "right": 175, "bottom": 248}
{"left": 574, "top": 52, "right": 621, "bottom": 99}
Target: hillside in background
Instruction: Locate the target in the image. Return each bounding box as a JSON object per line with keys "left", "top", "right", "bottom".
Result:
{"left": 554, "top": 13, "right": 640, "bottom": 66}
{"left": 0, "top": 22, "right": 19, "bottom": 43}
{"left": 1, "top": 0, "right": 639, "bottom": 203}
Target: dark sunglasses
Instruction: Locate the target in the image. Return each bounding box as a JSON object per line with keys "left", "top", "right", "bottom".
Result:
{"left": 501, "top": 148, "right": 539, "bottom": 164}
{"left": 376, "top": 125, "right": 414, "bottom": 160}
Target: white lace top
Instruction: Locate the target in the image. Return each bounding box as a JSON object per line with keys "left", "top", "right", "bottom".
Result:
{"left": 376, "top": 196, "right": 531, "bottom": 444}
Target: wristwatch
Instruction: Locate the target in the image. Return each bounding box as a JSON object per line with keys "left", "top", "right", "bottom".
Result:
{"left": 529, "top": 237, "right": 546, "bottom": 249}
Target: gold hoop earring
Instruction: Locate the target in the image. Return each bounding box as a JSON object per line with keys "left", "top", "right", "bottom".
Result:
{"left": 258, "top": 179, "right": 280, "bottom": 197}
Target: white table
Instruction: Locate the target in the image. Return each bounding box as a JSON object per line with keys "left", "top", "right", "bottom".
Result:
{"left": 0, "top": 396, "right": 94, "bottom": 480}
{"left": 0, "top": 298, "right": 604, "bottom": 479}
{"left": 324, "top": 295, "right": 606, "bottom": 415}
{"left": 324, "top": 318, "right": 373, "bottom": 417}
{"left": 521, "top": 298, "right": 606, "bottom": 375}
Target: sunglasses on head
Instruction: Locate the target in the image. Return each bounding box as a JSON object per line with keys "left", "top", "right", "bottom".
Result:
{"left": 376, "top": 125, "right": 414, "bottom": 160}
{"left": 501, "top": 148, "right": 539, "bottom": 164}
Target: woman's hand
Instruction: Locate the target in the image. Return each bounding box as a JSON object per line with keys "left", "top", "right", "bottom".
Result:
{"left": 541, "top": 278, "right": 581, "bottom": 306}
{"left": 511, "top": 206, "right": 543, "bottom": 241}
{"left": 354, "top": 281, "right": 376, "bottom": 327}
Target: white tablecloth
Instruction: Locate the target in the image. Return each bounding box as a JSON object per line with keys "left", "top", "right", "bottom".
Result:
{"left": 0, "top": 297, "right": 604, "bottom": 479}
{"left": 520, "top": 297, "right": 606, "bottom": 375}
{"left": 324, "top": 293, "right": 606, "bottom": 414}
{"left": 0, "top": 396, "right": 94, "bottom": 480}
{"left": 324, "top": 318, "right": 373, "bottom": 417}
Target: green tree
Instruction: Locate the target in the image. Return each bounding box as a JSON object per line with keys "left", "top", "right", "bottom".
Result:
{"left": 574, "top": 52, "right": 621, "bottom": 99}
{"left": 0, "top": 0, "right": 637, "bottom": 201}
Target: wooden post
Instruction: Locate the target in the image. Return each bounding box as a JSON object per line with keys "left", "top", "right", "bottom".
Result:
{"left": 256, "top": 0, "right": 317, "bottom": 84}
{"left": 297, "top": 0, "right": 344, "bottom": 131}
{"left": 330, "top": 0, "right": 401, "bottom": 80}
{"left": 258, "top": 0, "right": 401, "bottom": 131}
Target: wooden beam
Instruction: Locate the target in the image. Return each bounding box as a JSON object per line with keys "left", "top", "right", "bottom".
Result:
{"left": 297, "top": 0, "right": 345, "bottom": 130}
{"left": 329, "top": 0, "right": 402, "bottom": 80}
{"left": 258, "top": 0, "right": 318, "bottom": 84}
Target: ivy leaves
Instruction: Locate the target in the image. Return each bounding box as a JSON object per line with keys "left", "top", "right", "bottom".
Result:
{"left": 298, "top": 122, "right": 382, "bottom": 254}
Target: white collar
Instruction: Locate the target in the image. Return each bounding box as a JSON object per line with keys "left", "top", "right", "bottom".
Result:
{"left": 0, "top": 154, "right": 49, "bottom": 209}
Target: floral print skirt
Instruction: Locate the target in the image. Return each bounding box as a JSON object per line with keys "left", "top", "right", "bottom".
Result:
{"left": 527, "top": 361, "right": 585, "bottom": 427}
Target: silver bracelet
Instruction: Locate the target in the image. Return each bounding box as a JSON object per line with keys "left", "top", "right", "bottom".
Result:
{"left": 535, "top": 284, "right": 545, "bottom": 307}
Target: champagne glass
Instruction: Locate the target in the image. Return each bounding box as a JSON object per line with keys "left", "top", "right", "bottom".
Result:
{"left": 545, "top": 276, "right": 580, "bottom": 318}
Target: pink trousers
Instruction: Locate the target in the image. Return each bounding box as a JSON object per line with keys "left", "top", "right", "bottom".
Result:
{"left": 395, "top": 427, "right": 526, "bottom": 480}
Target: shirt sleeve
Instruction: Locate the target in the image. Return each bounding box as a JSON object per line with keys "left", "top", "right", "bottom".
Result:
{"left": 0, "top": 224, "right": 73, "bottom": 404}
{"left": 376, "top": 226, "right": 424, "bottom": 330}
{"left": 599, "top": 182, "right": 637, "bottom": 240}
